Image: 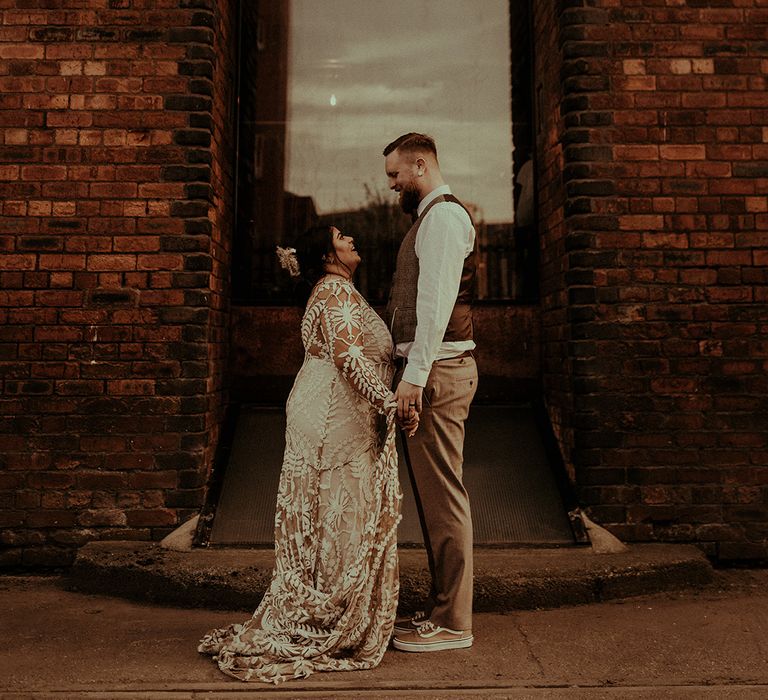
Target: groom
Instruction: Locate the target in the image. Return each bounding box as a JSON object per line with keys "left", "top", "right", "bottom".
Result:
{"left": 383, "top": 133, "right": 478, "bottom": 652}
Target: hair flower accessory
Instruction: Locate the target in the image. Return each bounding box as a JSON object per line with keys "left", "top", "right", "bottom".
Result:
{"left": 276, "top": 245, "right": 300, "bottom": 278}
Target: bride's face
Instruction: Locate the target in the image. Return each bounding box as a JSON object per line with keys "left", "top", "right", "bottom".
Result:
{"left": 329, "top": 227, "right": 361, "bottom": 273}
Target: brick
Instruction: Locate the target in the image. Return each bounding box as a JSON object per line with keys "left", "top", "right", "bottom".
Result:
{"left": 614, "top": 145, "right": 658, "bottom": 161}
{"left": 0, "top": 45, "right": 44, "bottom": 60}
{"left": 88, "top": 183, "right": 138, "bottom": 198}
{"left": 125, "top": 509, "right": 176, "bottom": 527}
{"left": 2, "top": 255, "right": 37, "bottom": 270}
{"left": 619, "top": 215, "right": 664, "bottom": 231}
{"left": 660, "top": 145, "right": 706, "bottom": 160}
{"left": 113, "top": 237, "right": 159, "bottom": 253}
{"left": 668, "top": 59, "right": 692, "bottom": 75}
{"left": 55, "top": 380, "right": 104, "bottom": 396}
{"left": 106, "top": 380, "right": 155, "bottom": 396}
{"left": 136, "top": 254, "right": 184, "bottom": 271}
{"left": 77, "top": 509, "right": 127, "bottom": 527}
{"left": 26, "top": 510, "right": 77, "bottom": 528}
{"left": 128, "top": 471, "right": 178, "bottom": 489}
{"left": 86, "top": 255, "right": 136, "bottom": 272}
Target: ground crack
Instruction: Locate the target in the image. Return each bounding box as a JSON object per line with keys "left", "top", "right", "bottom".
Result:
{"left": 516, "top": 618, "right": 545, "bottom": 677}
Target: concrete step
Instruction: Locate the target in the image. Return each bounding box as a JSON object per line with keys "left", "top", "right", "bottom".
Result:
{"left": 67, "top": 541, "right": 714, "bottom": 612}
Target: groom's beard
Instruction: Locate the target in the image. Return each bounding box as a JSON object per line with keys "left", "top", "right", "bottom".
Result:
{"left": 398, "top": 184, "right": 421, "bottom": 216}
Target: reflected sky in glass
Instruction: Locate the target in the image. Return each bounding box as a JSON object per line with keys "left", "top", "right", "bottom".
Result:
{"left": 287, "top": 0, "right": 514, "bottom": 223}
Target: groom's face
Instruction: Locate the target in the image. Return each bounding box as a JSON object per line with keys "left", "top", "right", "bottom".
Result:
{"left": 385, "top": 149, "right": 420, "bottom": 215}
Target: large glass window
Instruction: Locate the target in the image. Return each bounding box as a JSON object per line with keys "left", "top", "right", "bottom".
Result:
{"left": 231, "top": 0, "right": 536, "bottom": 305}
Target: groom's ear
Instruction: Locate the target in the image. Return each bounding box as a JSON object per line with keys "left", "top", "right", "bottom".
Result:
{"left": 415, "top": 156, "right": 426, "bottom": 175}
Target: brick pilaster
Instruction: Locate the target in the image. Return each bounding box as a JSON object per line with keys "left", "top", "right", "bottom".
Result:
{"left": 0, "top": 0, "right": 235, "bottom": 568}
{"left": 542, "top": 0, "right": 768, "bottom": 561}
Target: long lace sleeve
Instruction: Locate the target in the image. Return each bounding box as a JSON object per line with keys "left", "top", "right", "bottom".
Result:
{"left": 318, "top": 282, "right": 395, "bottom": 415}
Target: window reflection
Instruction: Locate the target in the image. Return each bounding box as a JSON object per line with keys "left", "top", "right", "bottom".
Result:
{"left": 232, "top": 0, "right": 536, "bottom": 305}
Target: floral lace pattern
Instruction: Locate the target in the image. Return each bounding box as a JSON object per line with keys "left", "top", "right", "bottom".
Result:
{"left": 199, "top": 277, "right": 401, "bottom": 684}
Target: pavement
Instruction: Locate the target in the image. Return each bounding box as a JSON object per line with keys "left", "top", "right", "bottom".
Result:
{"left": 2, "top": 569, "right": 768, "bottom": 698}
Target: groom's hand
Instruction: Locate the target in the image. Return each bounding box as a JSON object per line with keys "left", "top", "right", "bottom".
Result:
{"left": 395, "top": 380, "right": 423, "bottom": 421}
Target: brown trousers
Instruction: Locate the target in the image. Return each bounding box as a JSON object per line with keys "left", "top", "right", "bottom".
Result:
{"left": 396, "top": 354, "right": 477, "bottom": 631}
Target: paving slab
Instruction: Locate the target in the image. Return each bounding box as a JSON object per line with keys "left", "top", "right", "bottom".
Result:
{"left": 1, "top": 572, "right": 767, "bottom": 698}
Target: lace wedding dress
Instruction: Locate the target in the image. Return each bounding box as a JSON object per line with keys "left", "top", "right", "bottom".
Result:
{"left": 199, "top": 276, "right": 401, "bottom": 683}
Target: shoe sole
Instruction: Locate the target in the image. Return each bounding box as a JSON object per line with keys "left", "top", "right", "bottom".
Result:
{"left": 392, "top": 635, "right": 474, "bottom": 652}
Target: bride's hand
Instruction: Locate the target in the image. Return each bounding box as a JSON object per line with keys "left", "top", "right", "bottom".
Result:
{"left": 400, "top": 410, "right": 420, "bottom": 438}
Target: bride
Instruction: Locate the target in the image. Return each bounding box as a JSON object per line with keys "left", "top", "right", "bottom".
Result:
{"left": 198, "top": 225, "right": 417, "bottom": 683}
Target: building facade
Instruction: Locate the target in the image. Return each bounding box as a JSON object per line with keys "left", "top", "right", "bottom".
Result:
{"left": 1, "top": 0, "right": 766, "bottom": 567}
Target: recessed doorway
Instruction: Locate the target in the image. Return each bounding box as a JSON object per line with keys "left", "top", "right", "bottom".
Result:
{"left": 197, "top": 0, "right": 580, "bottom": 549}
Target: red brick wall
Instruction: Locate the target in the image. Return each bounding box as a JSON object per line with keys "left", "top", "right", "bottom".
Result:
{"left": 201, "top": 0, "right": 235, "bottom": 519}
{"left": 3, "top": 0, "right": 766, "bottom": 566}
{"left": 534, "top": 0, "right": 574, "bottom": 480}
{"left": 556, "top": 0, "right": 768, "bottom": 561}
{"left": 0, "top": 0, "right": 234, "bottom": 567}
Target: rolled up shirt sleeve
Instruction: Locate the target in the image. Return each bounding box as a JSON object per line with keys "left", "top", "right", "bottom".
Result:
{"left": 402, "top": 203, "right": 473, "bottom": 387}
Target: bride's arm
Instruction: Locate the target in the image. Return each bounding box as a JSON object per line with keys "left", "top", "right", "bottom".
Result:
{"left": 318, "top": 282, "right": 396, "bottom": 415}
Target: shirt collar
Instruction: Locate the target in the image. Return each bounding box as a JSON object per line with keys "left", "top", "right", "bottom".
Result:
{"left": 417, "top": 184, "right": 452, "bottom": 217}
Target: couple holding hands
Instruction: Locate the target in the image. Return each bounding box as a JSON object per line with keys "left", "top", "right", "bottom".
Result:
{"left": 199, "top": 133, "right": 478, "bottom": 684}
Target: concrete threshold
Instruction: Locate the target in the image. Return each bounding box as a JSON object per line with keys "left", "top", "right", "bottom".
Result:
{"left": 66, "top": 541, "right": 714, "bottom": 612}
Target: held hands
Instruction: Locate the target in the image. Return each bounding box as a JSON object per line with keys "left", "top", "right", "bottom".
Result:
{"left": 394, "top": 379, "right": 423, "bottom": 438}
{"left": 385, "top": 394, "right": 419, "bottom": 437}
{"left": 399, "top": 409, "right": 420, "bottom": 437}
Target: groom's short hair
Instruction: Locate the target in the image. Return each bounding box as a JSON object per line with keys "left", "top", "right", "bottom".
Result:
{"left": 383, "top": 132, "right": 438, "bottom": 160}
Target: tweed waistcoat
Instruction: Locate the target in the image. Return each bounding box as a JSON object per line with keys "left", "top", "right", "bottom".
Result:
{"left": 385, "top": 194, "right": 475, "bottom": 345}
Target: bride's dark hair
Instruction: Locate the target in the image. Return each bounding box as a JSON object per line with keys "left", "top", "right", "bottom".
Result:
{"left": 282, "top": 224, "right": 352, "bottom": 306}
{"left": 290, "top": 224, "right": 351, "bottom": 306}
{"left": 294, "top": 224, "right": 334, "bottom": 286}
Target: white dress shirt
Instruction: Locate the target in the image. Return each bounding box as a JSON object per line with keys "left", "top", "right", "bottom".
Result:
{"left": 396, "top": 185, "right": 476, "bottom": 388}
